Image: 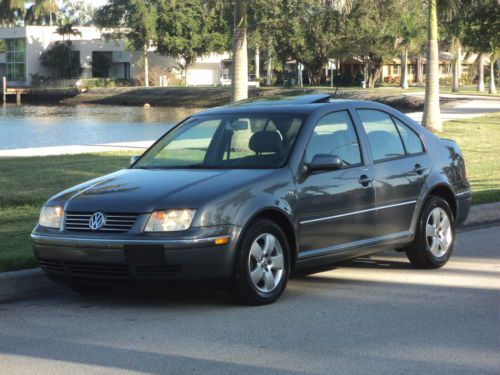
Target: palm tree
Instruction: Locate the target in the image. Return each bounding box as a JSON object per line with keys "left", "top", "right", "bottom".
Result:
{"left": 422, "top": 0, "right": 442, "bottom": 131}
{"left": 422, "top": 0, "right": 461, "bottom": 132}
{"left": 26, "top": 0, "right": 58, "bottom": 26}
{"left": 55, "top": 20, "right": 82, "bottom": 42}
{"left": 231, "top": 0, "right": 248, "bottom": 103}
{"left": 394, "top": 10, "right": 425, "bottom": 90}
{"left": 476, "top": 53, "right": 485, "bottom": 92}
{"left": 489, "top": 52, "right": 498, "bottom": 94}
{"left": 450, "top": 37, "right": 462, "bottom": 92}
{"left": 0, "top": 0, "right": 25, "bottom": 26}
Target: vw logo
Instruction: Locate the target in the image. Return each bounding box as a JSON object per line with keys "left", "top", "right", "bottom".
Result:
{"left": 89, "top": 212, "right": 106, "bottom": 230}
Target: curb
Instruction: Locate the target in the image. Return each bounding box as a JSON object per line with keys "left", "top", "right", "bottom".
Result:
{"left": 0, "top": 268, "right": 64, "bottom": 303}
{"left": 1, "top": 202, "right": 499, "bottom": 303}
{"left": 461, "top": 202, "right": 500, "bottom": 228}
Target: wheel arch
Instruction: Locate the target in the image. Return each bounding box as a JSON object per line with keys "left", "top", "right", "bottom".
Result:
{"left": 238, "top": 207, "right": 299, "bottom": 269}
{"left": 425, "top": 184, "right": 457, "bottom": 218}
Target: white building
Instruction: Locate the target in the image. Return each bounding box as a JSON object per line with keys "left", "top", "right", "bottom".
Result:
{"left": 0, "top": 26, "right": 231, "bottom": 87}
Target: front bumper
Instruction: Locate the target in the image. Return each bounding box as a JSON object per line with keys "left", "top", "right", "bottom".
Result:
{"left": 31, "top": 225, "right": 240, "bottom": 285}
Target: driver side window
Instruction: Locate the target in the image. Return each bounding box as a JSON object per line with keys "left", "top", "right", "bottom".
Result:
{"left": 305, "top": 111, "right": 362, "bottom": 166}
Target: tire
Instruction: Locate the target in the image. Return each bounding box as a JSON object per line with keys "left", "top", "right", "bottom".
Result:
{"left": 230, "top": 219, "right": 291, "bottom": 305}
{"left": 404, "top": 195, "right": 455, "bottom": 269}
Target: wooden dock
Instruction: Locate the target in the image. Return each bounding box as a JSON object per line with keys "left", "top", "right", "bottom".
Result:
{"left": 2, "top": 77, "right": 32, "bottom": 105}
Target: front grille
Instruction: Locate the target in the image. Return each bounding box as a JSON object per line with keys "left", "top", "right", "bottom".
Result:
{"left": 66, "top": 261, "right": 130, "bottom": 278}
{"left": 38, "top": 259, "right": 183, "bottom": 280}
{"left": 64, "top": 212, "right": 139, "bottom": 233}
{"left": 38, "top": 258, "right": 64, "bottom": 273}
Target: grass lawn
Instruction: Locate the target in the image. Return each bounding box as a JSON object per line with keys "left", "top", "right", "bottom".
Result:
{"left": 0, "top": 113, "right": 499, "bottom": 273}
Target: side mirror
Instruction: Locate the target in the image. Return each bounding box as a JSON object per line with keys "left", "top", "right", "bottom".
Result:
{"left": 130, "top": 155, "right": 140, "bottom": 166}
{"left": 306, "top": 154, "right": 343, "bottom": 172}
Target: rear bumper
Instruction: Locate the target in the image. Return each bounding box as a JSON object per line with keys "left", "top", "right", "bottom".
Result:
{"left": 456, "top": 190, "right": 472, "bottom": 227}
{"left": 31, "top": 226, "right": 240, "bottom": 285}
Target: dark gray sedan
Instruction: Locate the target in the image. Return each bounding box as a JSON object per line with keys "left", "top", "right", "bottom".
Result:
{"left": 32, "top": 94, "right": 471, "bottom": 305}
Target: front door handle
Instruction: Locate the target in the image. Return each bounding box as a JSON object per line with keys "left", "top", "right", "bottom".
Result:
{"left": 358, "top": 175, "right": 373, "bottom": 187}
{"left": 414, "top": 164, "right": 425, "bottom": 175}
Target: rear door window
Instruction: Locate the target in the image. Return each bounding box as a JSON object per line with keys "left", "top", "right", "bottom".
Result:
{"left": 393, "top": 117, "right": 424, "bottom": 155}
{"left": 357, "top": 109, "right": 405, "bottom": 162}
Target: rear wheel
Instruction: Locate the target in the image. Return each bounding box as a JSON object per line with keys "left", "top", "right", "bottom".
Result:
{"left": 404, "top": 195, "right": 455, "bottom": 268}
{"left": 231, "top": 219, "right": 290, "bottom": 305}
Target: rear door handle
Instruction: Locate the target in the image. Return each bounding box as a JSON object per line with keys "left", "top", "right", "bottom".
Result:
{"left": 414, "top": 164, "right": 425, "bottom": 175}
{"left": 358, "top": 175, "right": 373, "bottom": 187}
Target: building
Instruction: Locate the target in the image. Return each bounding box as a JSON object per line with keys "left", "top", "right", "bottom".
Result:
{"left": 0, "top": 25, "right": 230, "bottom": 87}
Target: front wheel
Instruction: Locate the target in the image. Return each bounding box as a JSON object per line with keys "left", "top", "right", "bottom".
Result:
{"left": 231, "top": 219, "right": 291, "bottom": 305}
{"left": 404, "top": 195, "right": 455, "bottom": 269}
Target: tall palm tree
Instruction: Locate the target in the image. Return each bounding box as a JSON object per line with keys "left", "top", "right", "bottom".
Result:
{"left": 422, "top": 0, "right": 442, "bottom": 131}
{"left": 394, "top": 10, "right": 425, "bottom": 90}
{"left": 231, "top": 0, "right": 248, "bottom": 103}
{"left": 55, "top": 20, "right": 82, "bottom": 42}
{"left": 489, "top": 52, "right": 498, "bottom": 94}
{"left": 0, "top": 0, "right": 25, "bottom": 26}
{"left": 450, "top": 37, "right": 462, "bottom": 92}
{"left": 476, "top": 53, "right": 485, "bottom": 92}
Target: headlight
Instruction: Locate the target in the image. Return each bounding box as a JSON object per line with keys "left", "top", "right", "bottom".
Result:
{"left": 144, "top": 210, "right": 195, "bottom": 232}
{"left": 39, "top": 206, "right": 64, "bottom": 229}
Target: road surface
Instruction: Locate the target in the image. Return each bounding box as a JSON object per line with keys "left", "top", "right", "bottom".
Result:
{"left": 0, "top": 224, "right": 499, "bottom": 374}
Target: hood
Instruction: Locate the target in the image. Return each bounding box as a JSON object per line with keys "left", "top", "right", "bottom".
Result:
{"left": 59, "top": 168, "right": 277, "bottom": 213}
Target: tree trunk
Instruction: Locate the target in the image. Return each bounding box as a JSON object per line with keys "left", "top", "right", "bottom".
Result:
{"left": 416, "top": 54, "right": 423, "bottom": 85}
{"left": 231, "top": 0, "right": 248, "bottom": 103}
{"left": 452, "top": 45, "right": 461, "bottom": 92}
{"left": 422, "top": 0, "right": 442, "bottom": 132}
{"left": 144, "top": 42, "right": 149, "bottom": 87}
{"left": 255, "top": 45, "right": 260, "bottom": 80}
{"left": 477, "top": 53, "right": 485, "bottom": 92}
{"left": 401, "top": 49, "right": 408, "bottom": 89}
{"left": 266, "top": 41, "right": 272, "bottom": 86}
{"left": 489, "top": 58, "right": 497, "bottom": 94}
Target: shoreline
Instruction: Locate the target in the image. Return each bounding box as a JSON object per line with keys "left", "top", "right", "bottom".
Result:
{"left": 11, "top": 86, "right": 449, "bottom": 113}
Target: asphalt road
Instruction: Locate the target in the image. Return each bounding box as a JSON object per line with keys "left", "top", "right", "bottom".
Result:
{"left": 1, "top": 225, "right": 499, "bottom": 375}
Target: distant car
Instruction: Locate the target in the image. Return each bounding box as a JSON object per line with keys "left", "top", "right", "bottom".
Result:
{"left": 32, "top": 94, "right": 471, "bottom": 305}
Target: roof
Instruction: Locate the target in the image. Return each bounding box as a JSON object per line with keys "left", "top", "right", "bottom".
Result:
{"left": 194, "top": 94, "right": 337, "bottom": 116}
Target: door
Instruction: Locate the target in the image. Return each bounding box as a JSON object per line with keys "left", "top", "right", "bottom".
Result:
{"left": 297, "top": 110, "right": 375, "bottom": 256}
{"left": 356, "top": 109, "right": 430, "bottom": 237}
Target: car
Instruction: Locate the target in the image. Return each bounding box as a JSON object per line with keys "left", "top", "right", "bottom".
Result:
{"left": 31, "top": 94, "right": 471, "bottom": 305}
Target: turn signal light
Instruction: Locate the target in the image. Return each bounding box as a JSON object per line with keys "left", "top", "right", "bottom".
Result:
{"left": 214, "top": 236, "right": 230, "bottom": 246}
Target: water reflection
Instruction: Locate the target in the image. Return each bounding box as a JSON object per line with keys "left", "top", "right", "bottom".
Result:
{"left": 0, "top": 104, "right": 201, "bottom": 149}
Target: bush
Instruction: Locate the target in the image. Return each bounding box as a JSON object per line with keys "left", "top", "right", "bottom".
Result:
{"left": 81, "top": 78, "right": 137, "bottom": 89}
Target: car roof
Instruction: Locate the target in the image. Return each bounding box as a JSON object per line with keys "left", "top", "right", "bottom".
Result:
{"left": 192, "top": 94, "right": 388, "bottom": 116}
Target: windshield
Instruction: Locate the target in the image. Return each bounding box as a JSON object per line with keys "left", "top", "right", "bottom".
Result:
{"left": 134, "top": 113, "right": 305, "bottom": 169}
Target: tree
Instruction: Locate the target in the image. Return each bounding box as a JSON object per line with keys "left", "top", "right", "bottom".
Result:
{"left": 345, "top": 0, "right": 396, "bottom": 88}
{"left": 156, "top": 0, "right": 230, "bottom": 86}
{"left": 55, "top": 20, "right": 82, "bottom": 41}
{"left": 393, "top": 2, "right": 426, "bottom": 89}
{"left": 95, "top": 0, "right": 158, "bottom": 87}
{"left": 59, "top": 0, "right": 96, "bottom": 26}
{"left": 0, "top": 0, "right": 25, "bottom": 26}
{"left": 40, "top": 41, "right": 81, "bottom": 78}
{"left": 231, "top": 0, "right": 248, "bottom": 101}
{"left": 461, "top": 0, "right": 500, "bottom": 94}
{"left": 422, "top": 0, "right": 442, "bottom": 131}
{"left": 25, "top": 0, "right": 58, "bottom": 26}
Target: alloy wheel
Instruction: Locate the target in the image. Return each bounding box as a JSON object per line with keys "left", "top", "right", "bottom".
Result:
{"left": 247, "top": 233, "right": 285, "bottom": 293}
{"left": 425, "top": 207, "right": 453, "bottom": 258}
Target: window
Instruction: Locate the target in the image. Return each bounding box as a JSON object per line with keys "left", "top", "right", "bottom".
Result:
{"left": 135, "top": 114, "right": 305, "bottom": 169}
{"left": 305, "top": 111, "right": 362, "bottom": 166}
{"left": 392, "top": 65, "right": 400, "bottom": 75}
{"left": 357, "top": 109, "right": 405, "bottom": 161}
{"left": 408, "top": 64, "right": 415, "bottom": 75}
{"left": 393, "top": 117, "right": 424, "bottom": 154}
{"left": 5, "top": 39, "right": 25, "bottom": 82}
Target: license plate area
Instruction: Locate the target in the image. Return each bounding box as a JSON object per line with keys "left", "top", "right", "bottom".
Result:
{"left": 124, "top": 245, "right": 166, "bottom": 266}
